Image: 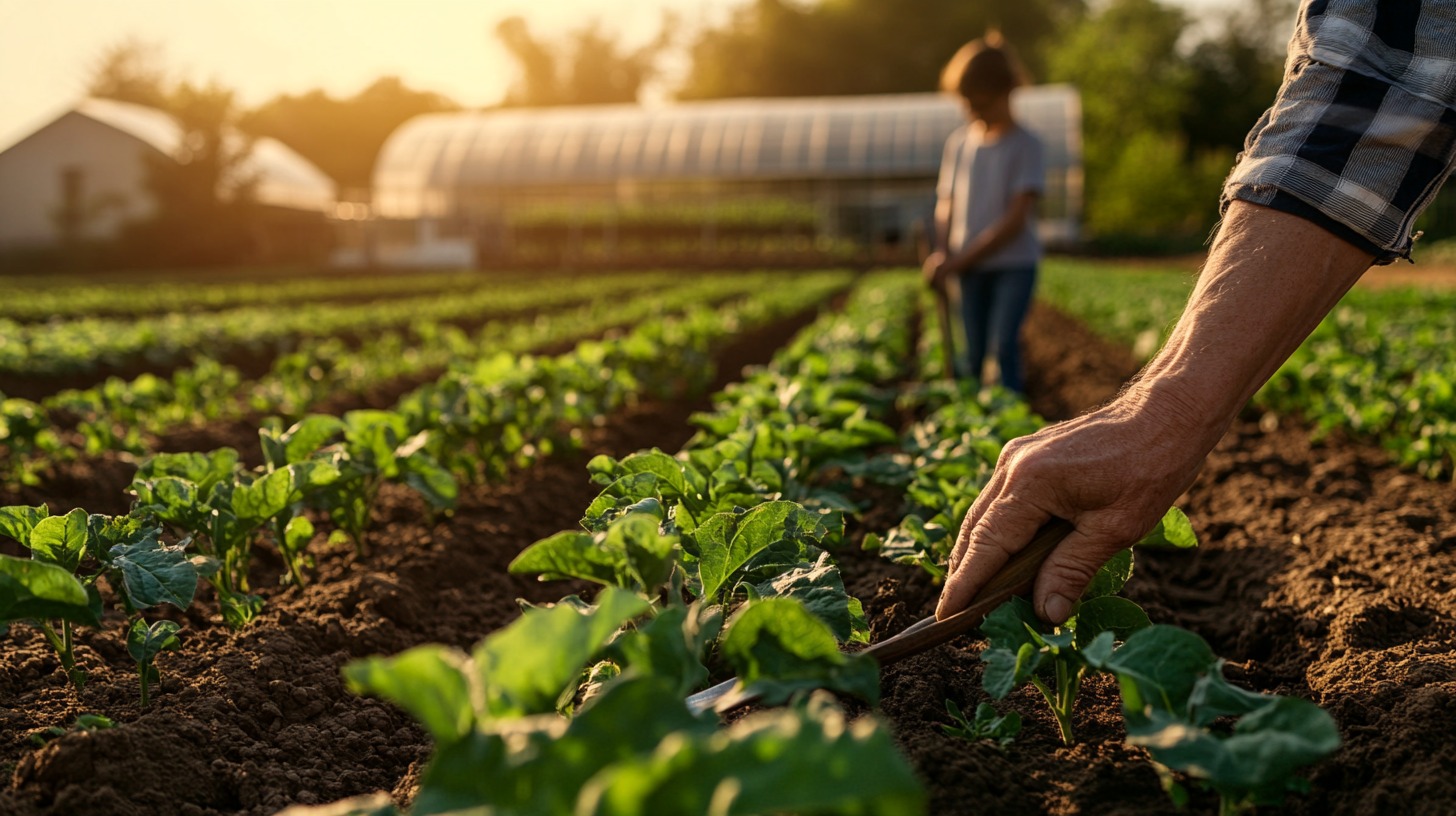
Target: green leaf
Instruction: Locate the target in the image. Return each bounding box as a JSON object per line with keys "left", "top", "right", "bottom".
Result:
{"left": 219, "top": 590, "right": 264, "bottom": 628}
{"left": 0, "top": 505, "right": 49, "bottom": 545}
{"left": 0, "top": 554, "right": 100, "bottom": 626}
{"left": 29, "top": 508, "right": 90, "bottom": 573}
{"left": 1127, "top": 697, "right": 1340, "bottom": 804}
{"left": 616, "top": 450, "right": 693, "bottom": 503}
{"left": 402, "top": 455, "right": 458, "bottom": 511}
{"left": 265, "top": 414, "right": 345, "bottom": 468}
{"left": 579, "top": 693, "right": 923, "bottom": 816}
{"left": 1084, "top": 548, "right": 1134, "bottom": 598}
{"left": 135, "top": 449, "right": 240, "bottom": 495}
{"left": 748, "top": 551, "right": 868, "bottom": 644}
{"left": 126, "top": 618, "right": 181, "bottom": 664}
{"left": 233, "top": 467, "right": 298, "bottom": 523}
{"left": 472, "top": 587, "right": 649, "bottom": 719}
{"left": 612, "top": 605, "right": 720, "bottom": 697}
{"left": 1137, "top": 507, "right": 1198, "bottom": 549}
{"left": 283, "top": 515, "right": 315, "bottom": 556}
{"left": 720, "top": 597, "right": 880, "bottom": 706}
{"left": 1073, "top": 595, "right": 1151, "bottom": 648}
{"left": 697, "top": 501, "right": 824, "bottom": 602}
{"left": 110, "top": 540, "right": 198, "bottom": 609}
{"left": 345, "top": 644, "right": 475, "bottom": 744}
{"left": 981, "top": 641, "right": 1042, "bottom": 700}
{"left": 1106, "top": 625, "right": 1217, "bottom": 716}
{"left": 510, "top": 531, "right": 621, "bottom": 585}
{"left": 980, "top": 596, "right": 1042, "bottom": 651}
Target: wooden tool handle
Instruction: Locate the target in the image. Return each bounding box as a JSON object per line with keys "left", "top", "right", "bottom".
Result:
{"left": 864, "top": 517, "right": 1074, "bottom": 666}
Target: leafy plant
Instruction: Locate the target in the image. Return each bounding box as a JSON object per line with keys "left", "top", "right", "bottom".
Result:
{"left": 977, "top": 510, "right": 1196, "bottom": 744}
{"left": 320, "top": 587, "right": 921, "bottom": 815}
{"left": 1090, "top": 625, "right": 1342, "bottom": 815}
{"left": 127, "top": 618, "right": 181, "bottom": 707}
{"left": 942, "top": 700, "right": 1021, "bottom": 748}
{"left": 0, "top": 504, "right": 199, "bottom": 693}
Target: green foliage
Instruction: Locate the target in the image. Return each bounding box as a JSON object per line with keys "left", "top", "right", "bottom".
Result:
{"left": 0, "top": 504, "right": 197, "bottom": 697}
{"left": 340, "top": 590, "right": 922, "bottom": 815}
{"left": 127, "top": 618, "right": 181, "bottom": 707}
{"left": 1092, "top": 625, "right": 1342, "bottom": 813}
{"left": 942, "top": 700, "right": 1021, "bottom": 747}
{"left": 678, "top": 0, "right": 1080, "bottom": 99}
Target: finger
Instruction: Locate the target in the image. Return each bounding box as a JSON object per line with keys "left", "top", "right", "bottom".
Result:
{"left": 1032, "top": 527, "right": 1130, "bottom": 623}
{"left": 936, "top": 493, "right": 1049, "bottom": 620}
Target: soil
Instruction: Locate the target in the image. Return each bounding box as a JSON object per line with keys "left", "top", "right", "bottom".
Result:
{"left": 3, "top": 294, "right": 1454, "bottom": 815}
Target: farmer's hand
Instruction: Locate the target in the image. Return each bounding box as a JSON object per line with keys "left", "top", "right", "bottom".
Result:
{"left": 936, "top": 392, "right": 1211, "bottom": 624}
{"left": 922, "top": 251, "right": 950, "bottom": 292}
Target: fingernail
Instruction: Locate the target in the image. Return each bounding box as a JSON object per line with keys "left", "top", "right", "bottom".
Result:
{"left": 1044, "top": 594, "right": 1071, "bottom": 623}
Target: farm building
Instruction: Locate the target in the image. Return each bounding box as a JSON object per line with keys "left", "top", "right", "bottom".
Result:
{"left": 0, "top": 97, "right": 336, "bottom": 264}
{"left": 349, "top": 86, "right": 1081, "bottom": 268}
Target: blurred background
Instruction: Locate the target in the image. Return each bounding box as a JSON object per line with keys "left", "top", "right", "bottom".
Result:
{"left": 9, "top": 0, "right": 1431, "bottom": 274}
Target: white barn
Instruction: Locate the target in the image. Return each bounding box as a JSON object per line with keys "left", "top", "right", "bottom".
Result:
{"left": 0, "top": 97, "right": 335, "bottom": 253}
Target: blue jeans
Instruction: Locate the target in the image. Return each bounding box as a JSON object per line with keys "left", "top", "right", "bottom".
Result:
{"left": 957, "top": 264, "right": 1037, "bottom": 393}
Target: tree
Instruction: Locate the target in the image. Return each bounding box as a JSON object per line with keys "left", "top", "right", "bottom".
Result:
{"left": 86, "top": 38, "right": 171, "bottom": 111}
{"left": 495, "top": 15, "right": 673, "bottom": 106}
{"left": 240, "top": 78, "right": 459, "bottom": 190}
{"left": 676, "top": 0, "right": 1084, "bottom": 100}
{"left": 1179, "top": 0, "right": 1294, "bottom": 155}
{"left": 116, "top": 81, "right": 264, "bottom": 266}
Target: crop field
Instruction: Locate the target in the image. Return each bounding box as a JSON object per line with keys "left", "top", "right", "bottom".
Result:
{"left": 0, "top": 262, "right": 1452, "bottom": 815}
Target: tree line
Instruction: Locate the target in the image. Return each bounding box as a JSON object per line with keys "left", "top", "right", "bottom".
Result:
{"left": 87, "top": 0, "right": 1295, "bottom": 265}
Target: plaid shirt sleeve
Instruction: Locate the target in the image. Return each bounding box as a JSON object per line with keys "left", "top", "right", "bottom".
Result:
{"left": 1222, "top": 0, "right": 1456, "bottom": 264}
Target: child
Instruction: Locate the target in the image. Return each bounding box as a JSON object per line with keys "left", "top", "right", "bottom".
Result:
{"left": 923, "top": 33, "right": 1045, "bottom": 394}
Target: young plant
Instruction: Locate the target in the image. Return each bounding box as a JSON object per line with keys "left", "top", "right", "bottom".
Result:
{"left": 311, "top": 410, "right": 456, "bottom": 556}
{"left": 1089, "top": 625, "right": 1341, "bottom": 815}
{"left": 320, "top": 587, "right": 921, "bottom": 815}
{"left": 977, "top": 509, "right": 1196, "bottom": 744}
{"left": 0, "top": 505, "right": 199, "bottom": 693}
{"left": 127, "top": 619, "right": 181, "bottom": 707}
{"left": 942, "top": 699, "right": 1021, "bottom": 748}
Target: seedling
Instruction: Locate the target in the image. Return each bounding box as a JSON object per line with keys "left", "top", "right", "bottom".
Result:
{"left": 942, "top": 699, "right": 1021, "bottom": 748}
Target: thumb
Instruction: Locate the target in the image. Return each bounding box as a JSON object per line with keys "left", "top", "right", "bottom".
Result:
{"left": 1031, "top": 528, "right": 1128, "bottom": 624}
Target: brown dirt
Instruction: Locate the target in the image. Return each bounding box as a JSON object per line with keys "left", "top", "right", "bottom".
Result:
{"left": 854, "top": 301, "right": 1456, "bottom": 815}
{"left": 0, "top": 302, "right": 823, "bottom": 816}
{"left": 3, "top": 291, "right": 1454, "bottom": 815}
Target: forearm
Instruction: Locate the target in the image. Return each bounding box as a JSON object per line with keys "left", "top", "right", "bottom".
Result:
{"left": 945, "top": 193, "right": 1035, "bottom": 272}
{"left": 1123, "top": 201, "right": 1373, "bottom": 446}
{"left": 933, "top": 198, "right": 952, "bottom": 254}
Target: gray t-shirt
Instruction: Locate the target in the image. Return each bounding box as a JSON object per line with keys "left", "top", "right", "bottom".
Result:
{"left": 937, "top": 123, "right": 1046, "bottom": 269}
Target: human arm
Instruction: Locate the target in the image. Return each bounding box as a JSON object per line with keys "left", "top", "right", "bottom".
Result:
{"left": 938, "top": 190, "right": 1038, "bottom": 275}
{"left": 935, "top": 200, "right": 1374, "bottom": 623}
{"left": 922, "top": 194, "right": 954, "bottom": 290}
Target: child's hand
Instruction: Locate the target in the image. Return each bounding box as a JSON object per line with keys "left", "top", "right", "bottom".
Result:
{"left": 922, "top": 252, "right": 949, "bottom": 291}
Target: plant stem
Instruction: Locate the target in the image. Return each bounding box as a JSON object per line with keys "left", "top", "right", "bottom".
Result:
{"left": 138, "top": 662, "right": 150, "bottom": 707}
{"left": 1030, "top": 675, "right": 1076, "bottom": 745}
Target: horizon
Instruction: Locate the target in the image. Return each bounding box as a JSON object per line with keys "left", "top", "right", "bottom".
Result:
{"left": 0, "top": 0, "right": 1245, "bottom": 154}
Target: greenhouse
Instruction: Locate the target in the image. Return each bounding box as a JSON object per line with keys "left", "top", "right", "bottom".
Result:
{"left": 354, "top": 86, "right": 1081, "bottom": 267}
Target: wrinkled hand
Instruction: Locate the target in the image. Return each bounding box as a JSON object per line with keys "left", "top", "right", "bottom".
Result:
{"left": 936, "top": 396, "right": 1213, "bottom": 624}
{"left": 922, "top": 251, "right": 950, "bottom": 292}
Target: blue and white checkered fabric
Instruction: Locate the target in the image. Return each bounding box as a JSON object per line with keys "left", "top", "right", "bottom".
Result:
{"left": 1223, "top": 0, "right": 1456, "bottom": 263}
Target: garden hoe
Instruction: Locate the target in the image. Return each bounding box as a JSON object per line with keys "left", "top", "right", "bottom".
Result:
{"left": 687, "top": 518, "right": 1074, "bottom": 715}
{"left": 933, "top": 280, "right": 958, "bottom": 381}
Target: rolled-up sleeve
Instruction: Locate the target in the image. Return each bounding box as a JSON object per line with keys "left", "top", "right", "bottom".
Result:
{"left": 1221, "top": 0, "right": 1456, "bottom": 264}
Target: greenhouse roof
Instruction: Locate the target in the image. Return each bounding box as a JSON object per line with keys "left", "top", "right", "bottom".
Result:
{"left": 373, "top": 87, "right": 1079, "bottom": 215}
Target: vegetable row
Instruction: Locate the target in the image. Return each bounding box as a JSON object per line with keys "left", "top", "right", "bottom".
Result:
{"left": 1040, "top": 260, "right": 1456, "bottom": 480}
{"left": 294, "top": 273, "right": 1339, "bottom": 815}
{"left": 0, "top": 271, "right": 848, "bottom": 706}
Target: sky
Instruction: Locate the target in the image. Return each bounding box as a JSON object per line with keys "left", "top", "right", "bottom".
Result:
{"left": 0, "top": 0, "right": 1234, "bottom": 153}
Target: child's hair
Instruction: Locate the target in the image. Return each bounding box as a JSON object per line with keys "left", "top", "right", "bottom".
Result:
{"left": 940, "top": 31, "right": 1027, "bottom": 100}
